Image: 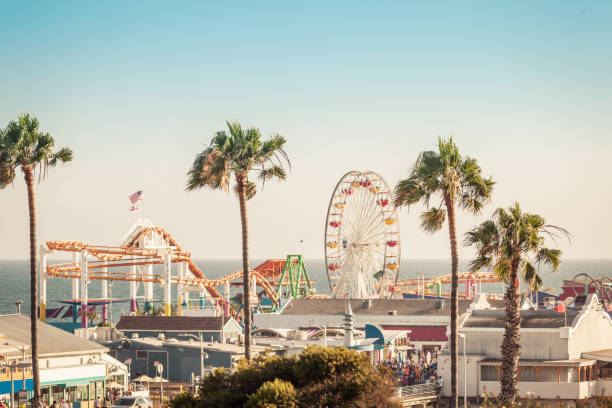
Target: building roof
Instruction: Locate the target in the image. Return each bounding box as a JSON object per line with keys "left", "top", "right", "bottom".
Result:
{"left": 582, "top": 349, "right": 612, "bottom": 362}
{"left": 281, "top": 298, "right": 503, "bottom": 316}
{"left": 116, "top": 316, "right": 225, "bottom": 332}
{"left": 463, "top": 309, "right": 581, "bottom": 329}
{"left": 381, "top": 325, "right": 448, "bottom": 342}
{"left": 0, "top": 314, "right": 107, "bottom": 357}
{"left": 128, "top": 336, "right": 268, "bottom": 355}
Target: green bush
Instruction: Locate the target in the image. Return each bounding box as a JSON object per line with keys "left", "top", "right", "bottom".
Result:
{"left": 168, "top": 346, "right": 400, "bottom": 408}
{"left": 244, "top": 379, "right": 297, "bottom": 408}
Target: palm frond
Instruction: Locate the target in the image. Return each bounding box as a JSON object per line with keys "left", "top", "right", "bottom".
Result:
{"left": 535, "top": 248, "right": 562, "bottom": 271}
{"left": 258, "top": 165, "right": 287, "bottom": 184}
{"left": 49, "top": 147, "right": 73, "bottom": 166}
{"left": 0, "top": 113, "right": 72, "bottom": 188}
{"left": 393, "top": 177, "right": 425, "bottom": 208}
{"left": 467, "top": 255, "right": 493, "bottom": 272}
{"left": 522, "top": 261, "right": 542, "bottom": 291}
{"left": 419, "top": 208, "right": 446, "bottom": 233}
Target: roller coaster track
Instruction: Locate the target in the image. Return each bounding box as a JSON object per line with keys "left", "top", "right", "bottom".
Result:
{"left": 393, "top": 271, "right": 502, "bottom": 295}
{"left": 45, "top": 227, "right": 293, "bottom": 304}
{"left": 572, "top": 273, "right": 612, "bottom": 301}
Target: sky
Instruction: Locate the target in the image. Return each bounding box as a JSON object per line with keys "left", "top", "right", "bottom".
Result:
{"left": 0, "top": 1, "right": 611, "bottom": 261}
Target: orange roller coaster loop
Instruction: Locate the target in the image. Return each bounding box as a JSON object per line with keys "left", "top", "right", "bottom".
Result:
{"left": 44, "top": 228, "right": 297, "bottom": 305}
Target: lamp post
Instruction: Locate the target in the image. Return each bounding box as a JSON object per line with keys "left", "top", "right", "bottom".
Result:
{"left": 458, "top": 333, "right": 467, "bottom": 407}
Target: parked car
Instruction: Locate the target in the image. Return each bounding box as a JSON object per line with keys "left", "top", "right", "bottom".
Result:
{"left": 111, "top": 396, "right": 152, "bottom": 408}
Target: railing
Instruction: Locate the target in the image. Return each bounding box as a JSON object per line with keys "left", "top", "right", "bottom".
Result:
{"left": 396, "top": 383, "right": 439, "bottom": 400}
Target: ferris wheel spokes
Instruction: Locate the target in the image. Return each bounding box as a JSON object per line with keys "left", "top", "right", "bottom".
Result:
{"left": 325, "top": 171, "right": 401, "bottom": 298}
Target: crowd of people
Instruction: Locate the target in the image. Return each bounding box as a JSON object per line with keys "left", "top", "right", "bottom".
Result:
{"left": 378, "top": 349, "right": 444, "bottom": 392}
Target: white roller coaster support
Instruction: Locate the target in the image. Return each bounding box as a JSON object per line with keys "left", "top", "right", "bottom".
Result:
{"left": 224, "top": 281, "right": 230, "bottom": 318}
{"left": 80, "top": 249, "right": 88, "bottom": 329}
{"left": 129, "top": 257, "right": 137, "bottom": 313}
{"left": 140, "top": 234, "right": 154, "bottom": 308}
{"left": 164, "top": 253, "right": 172, "bottom": 316}
{"left": 177, "top": 261, "right": 185, "bottom": 315}
{"left": 183, "top": 262, "right": 189, "bottom": 306}
{"left": 101, "top": 262, "right": 108, "bottom": 323}
{"left": 72, "top": 252, "right": 79, "bottom": 300}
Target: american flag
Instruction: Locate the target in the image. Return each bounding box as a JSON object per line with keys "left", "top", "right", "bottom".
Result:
{"left": 129, "top": 190, "right": 143, "bottom": 211}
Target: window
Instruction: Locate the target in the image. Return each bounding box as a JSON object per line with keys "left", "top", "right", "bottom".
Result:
{"left": 540, "top": 367, "right": 558, "bottom": 382}
{"left": 136, "top": 351, "right": 148, "bottom": 360}
{"left": 481, "top": 366, "right": 498, "bottom": 381}
{"left": 520, "top": 366, "right": 537, "bottom": 382}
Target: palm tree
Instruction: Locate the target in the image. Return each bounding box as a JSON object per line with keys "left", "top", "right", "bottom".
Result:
{"left": 0, "top": 113, "right": 73, "bottom": 407}
{"left": 186, "top": 121, "right": 289, "bottom": 360}
{"left": 464, "top": 202, "right": 567, "bottom": 405}
{"left": 393, "top": 137, "right": 494, "bottom": 407}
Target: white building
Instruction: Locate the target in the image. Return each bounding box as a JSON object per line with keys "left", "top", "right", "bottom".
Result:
{"left": 438, "top": 294, "right": 612, "bottom": 402}
{"left": 0, "top": 314, "right": 127, "bottom": 408}
{"left": 254, "top": 297, "right": 502, "bottom": 352}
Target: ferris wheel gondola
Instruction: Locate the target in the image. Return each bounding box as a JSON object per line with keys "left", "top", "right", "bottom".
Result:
{"left": 324, "top": 171, "right": 400, "bottom": 298}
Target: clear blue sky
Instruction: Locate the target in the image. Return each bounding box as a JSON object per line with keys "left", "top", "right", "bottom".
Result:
{"left": 1, "top": 1, "right": 611, "bottom": 260}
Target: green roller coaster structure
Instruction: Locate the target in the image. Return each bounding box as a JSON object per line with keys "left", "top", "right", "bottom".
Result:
{"left": 273, "top": 255, "right": 314, "bottom": 310}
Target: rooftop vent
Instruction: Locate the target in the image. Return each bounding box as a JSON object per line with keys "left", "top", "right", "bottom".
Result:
{"left": 131, "top": 333, "right": 139, "bottom": 339}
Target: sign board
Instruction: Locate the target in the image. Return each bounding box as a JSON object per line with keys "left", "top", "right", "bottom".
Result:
{"left": 18, "top": 390, "right": 28, "bottom": 404}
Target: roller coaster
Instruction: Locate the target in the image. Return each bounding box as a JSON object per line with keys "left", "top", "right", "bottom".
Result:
{"left": 39, "top": 219, "right": 314, "bottom": 328}
{"left": 392, "top": 271, "right": 505, "bottom": 299}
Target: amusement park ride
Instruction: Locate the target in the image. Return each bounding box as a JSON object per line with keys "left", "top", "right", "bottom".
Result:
{"left": 39, "top": 219, "right": 315, "bottom": 328}
{"left": 38, "top": 169, "right": 508, "bottom": 329}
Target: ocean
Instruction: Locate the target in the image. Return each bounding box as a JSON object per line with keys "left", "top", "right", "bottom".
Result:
{"left": 0, "top": 259, "right": 611, "bottom": 320}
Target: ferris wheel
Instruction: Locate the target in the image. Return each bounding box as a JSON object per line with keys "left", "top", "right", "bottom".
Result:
{"left": 325, "top": 171, "right": 400, "bottom": 298}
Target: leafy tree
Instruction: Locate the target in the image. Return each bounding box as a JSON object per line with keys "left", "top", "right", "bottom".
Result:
{"left": 169, "top": 346, "right": 400, "bottom": 408}
{"left": 245, "top": 379, "right": 297, "bottom": 408}
{"left": 464, "top": 202, "right": 567, "bottom": 405}
{"left": 0, "top": 113, "right": 73, "bottom": 407}
{"left": 393, "top": 137, "right": 493, "bottom": 407}
{"left": 186, "top": 121, "right": 289, "bottom": 360}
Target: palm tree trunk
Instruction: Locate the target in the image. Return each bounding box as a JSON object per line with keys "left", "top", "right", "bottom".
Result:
{"left": 500, "top": 260, "right": 521, "bottom": 404}
{"left": 236, "top": 175, "right": 251, "bottom": 361}
{"left": 24, "top": 168, "right": 41, "bottom": 407}
{"left": 444, "top": 195, "right": 459, "bottom": 408}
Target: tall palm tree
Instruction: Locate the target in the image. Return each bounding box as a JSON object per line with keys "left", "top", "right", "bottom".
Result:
{"left": 0, "top": 114, "right": 73, "bottom": 407}
{"left": 464, "top": 203, "right": 567, "bottom": 405}
{"left": 186, "top": 121, "right": 289, "bottom": 360}
{"left": 393, "top": 137, "right": 494, "bottom": 407}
